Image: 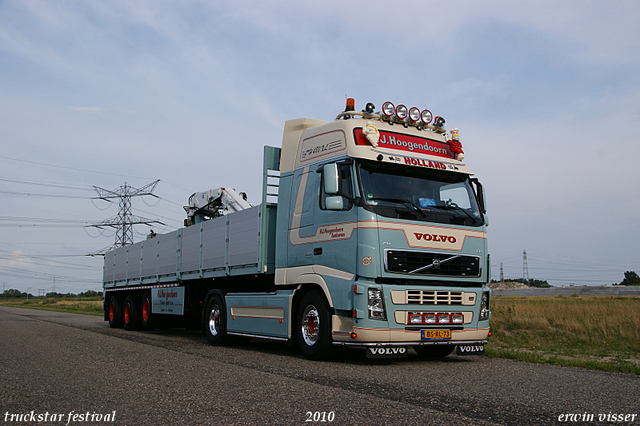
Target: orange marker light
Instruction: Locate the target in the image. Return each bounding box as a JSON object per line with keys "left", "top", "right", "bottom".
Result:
{"left": 345, "top": 98, "right": 355, "bottom": 112}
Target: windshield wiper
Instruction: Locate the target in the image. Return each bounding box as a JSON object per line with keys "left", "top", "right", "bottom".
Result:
{"left": 436, "top": 204, "right": 482, "bottom": 224}
{"left": 366, "top": 197, "right": 427, "bottom": 218}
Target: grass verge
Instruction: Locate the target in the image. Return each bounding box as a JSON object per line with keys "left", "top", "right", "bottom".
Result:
{"left": 0, "top": 297, "right": 103, "bottom": 316}
{"left": 487, "top": 295, "right": 640, "bottom": 375}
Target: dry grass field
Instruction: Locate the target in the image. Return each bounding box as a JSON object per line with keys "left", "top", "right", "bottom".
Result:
{"left": 0, "top": 296, "right": 103, "bottom": 316}
{"left": 487, "top": 295, "right": 640, "bottom": 374}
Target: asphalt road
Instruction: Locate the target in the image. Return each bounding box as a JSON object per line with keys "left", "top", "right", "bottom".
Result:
{"left": 1, "top": 307, "right": 638, "bottom": 426}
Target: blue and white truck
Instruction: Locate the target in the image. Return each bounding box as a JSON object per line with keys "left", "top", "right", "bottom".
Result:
{"left": 103, "top": 99, "right": 491, "bottom": 360}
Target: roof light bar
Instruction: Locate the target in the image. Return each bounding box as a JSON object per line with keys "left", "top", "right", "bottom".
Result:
{"left": 334, "top": 99, "right": 447, "bottom": 133}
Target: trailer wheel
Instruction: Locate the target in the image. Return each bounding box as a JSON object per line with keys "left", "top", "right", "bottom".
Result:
{"left": 108, "top": 295, "right": 123, "bottom": 328}
{"left": 413, "top": 345, "right": 454, "bottom": 358}
{"left": 123, "top": 295, "right": 141, "bottom": 331}
{"left": 204, "top": 295, "right": 229, "bottom": 346}
{"left": 297, "top": 290, "right": 333, "bottom": 360}
{"left": 140, "top": 290, "right": 156, "bottom": 331}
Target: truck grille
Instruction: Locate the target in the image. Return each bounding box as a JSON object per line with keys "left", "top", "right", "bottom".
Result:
{"left": 385, "top": 250, "right": 481, "bottom": 277}
{"left": 407, "top": 290, "right": 464, "bottom": 305}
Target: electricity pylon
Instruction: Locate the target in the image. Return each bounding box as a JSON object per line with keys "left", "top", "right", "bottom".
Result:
{"left": 88, "top": 180, "right": 164, "bottom": 255}
{"left": 523, "top": 250, "right": 530, "bottom": 285}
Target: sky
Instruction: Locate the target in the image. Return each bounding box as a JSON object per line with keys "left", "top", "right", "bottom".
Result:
{"left": 1, "top": 0, "right": 639, "bottom": 294}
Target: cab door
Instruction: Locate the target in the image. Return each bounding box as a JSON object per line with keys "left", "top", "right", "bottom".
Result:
{"left": 311, "top": 162, "right": 358, "bottom": 275}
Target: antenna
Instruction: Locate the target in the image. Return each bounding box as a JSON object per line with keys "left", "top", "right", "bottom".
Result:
{"left": 87, "top": 180, "right": 164, "bottom": 255}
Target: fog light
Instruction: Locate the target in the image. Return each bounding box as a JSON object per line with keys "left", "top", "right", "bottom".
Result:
{"left": 437, "top": 314, "right": 451, "bottom": 324}
{"left": 409, "top": 314, "right": 423, "bottom": 324}
{"left": 409, "top": 107, "right": 421, "bottom": 123}
{"left": 421, "top": 109, "right": 433, "bottom": 124}
{"left": 382, "top": 102, "right": 395, "bottom": 118}
{"left": 395, "top": 104, "right": 408, "bottom": 120}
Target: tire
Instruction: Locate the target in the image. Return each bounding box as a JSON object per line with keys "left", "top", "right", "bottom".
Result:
{"left": 140, "top": 290, "right": 156, "bottom": 331}
{"left": 297, "top": 290, "right": 333, "bottom": 360}
{"left": 123, "top": 295, "right": 141, "bottom": 331}
{"left": 203, "top": 295, "right": 229, "bottom": 346}
{"left": 413, "top": 345, "right": 454, "bottom": 358}
{"left": 108, "top": 295, "right": 123, "bottom": 328}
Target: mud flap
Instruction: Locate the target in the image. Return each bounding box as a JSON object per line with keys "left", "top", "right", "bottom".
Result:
{"left": 456, "top": 344, "right": 485, "bottom": 355}
{"left": 365, "top": 347, "right": 408, "bottom": 359}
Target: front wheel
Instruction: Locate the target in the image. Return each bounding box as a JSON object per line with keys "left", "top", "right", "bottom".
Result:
{"left": 297, "top": 290, "right": 333, "bottom": 360}
{"left": 203, "top": 295, "right": 229, "bottom": 346}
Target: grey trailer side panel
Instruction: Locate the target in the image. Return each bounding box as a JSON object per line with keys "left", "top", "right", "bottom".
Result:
{"left": 126, "top": 243, "right": 141, "bottom": 280}
{"left": 228, "top": 206, "right": 259, "bottom": 267}
{"left": 141, "top": 238, "right": 159, "bottom": 278}
{"left": 157, "top": 231, "right": 179, "bottom": 277}
{"left": 202, "top": 216, "right": 227, "bottom": 270}
{"left": 180, "top": 223, "right": 201, "bottom": 274}
{"left": 114, "top": 248, "right": 126, "bottom": 282}
{"left": 103, "top": 250, "right": 115, "bottom": 285}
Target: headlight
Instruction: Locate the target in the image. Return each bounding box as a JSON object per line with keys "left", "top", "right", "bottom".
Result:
{"left": 479, "top": 291, "right": 490, "bottom": 321}
{"left": 368, "top": 288, "right": 386, "bottom": 320}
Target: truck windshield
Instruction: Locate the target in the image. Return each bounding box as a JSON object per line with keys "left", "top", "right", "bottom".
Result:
{"left": 357, "top": 160, "right": 484, "bottom": 227}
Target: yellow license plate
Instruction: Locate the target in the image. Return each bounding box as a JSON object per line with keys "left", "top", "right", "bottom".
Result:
{"left": 421, "top": 329, "right": 451, "bottom": 340}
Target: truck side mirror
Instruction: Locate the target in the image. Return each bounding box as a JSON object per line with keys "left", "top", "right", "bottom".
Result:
{"left": 323, "top": 163, "right": 339, "bottom": 195}
{"left": 471, "top": 178, "right": 487, "bottom": 214}
{"left": 324, "top": 196, "right": 344, "bottom": 210}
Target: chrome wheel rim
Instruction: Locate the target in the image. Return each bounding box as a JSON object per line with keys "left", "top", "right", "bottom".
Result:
{"left": 301, "top": 305, "right": 319, "bottom": 346}
{"left": 208, "top": 304, "right": 221, "bottom": 336}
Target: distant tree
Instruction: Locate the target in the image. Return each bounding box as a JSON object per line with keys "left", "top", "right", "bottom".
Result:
{"left": 619, "top": 271, "right": 640, "bottom": 286}
{"left": 78, "top": 290, "right": 101, "bottom": 297}
{"left": 494, "top": 278, "right": 551, "bottom": 288}
{"left": 527, "top": 279, "right": 551, "bottom": 288}
{"left": 45, "top": 292, "right": 74, "bottom": 298}
{"left": 2, "top": 289, "right": 23, "bottom": 298}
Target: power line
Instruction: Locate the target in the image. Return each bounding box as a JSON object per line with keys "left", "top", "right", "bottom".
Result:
{"left": 0, "top": 190, "right": 91, "bottom": 199}
{"left": 0, "top": 155, "right": 155, "bottom": 180}
{"left": 0, "top": 176, "right": 94, "bottom": 191}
